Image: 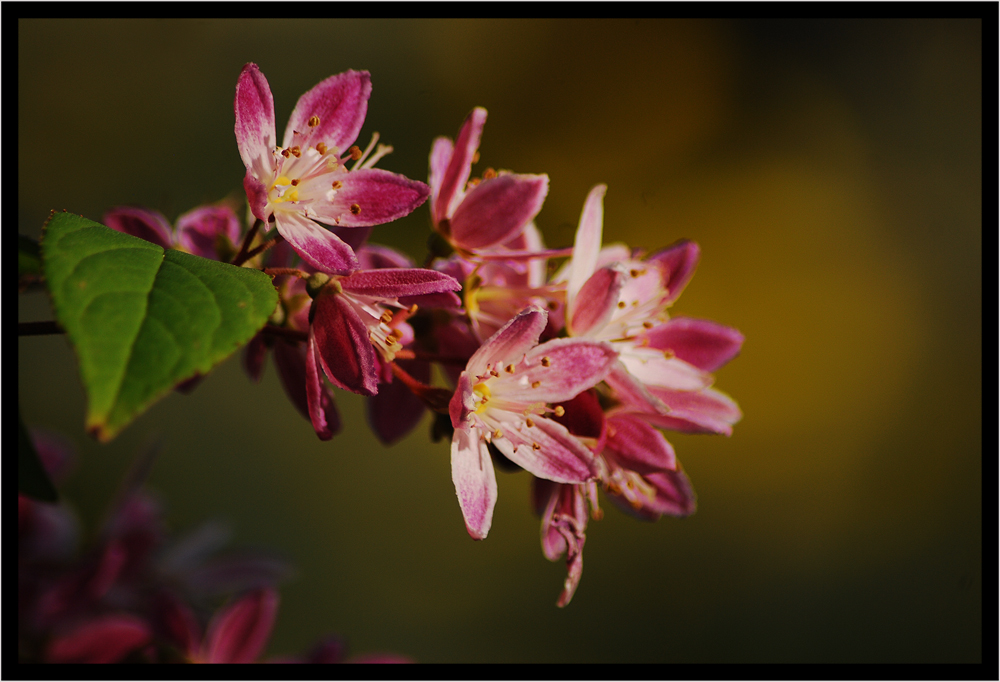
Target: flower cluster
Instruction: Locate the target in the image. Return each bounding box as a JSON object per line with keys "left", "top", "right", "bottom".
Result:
{"left": 99, "top": 64, "right": 743, "bottom": 608}
{"left": 18, "top": 431, "right": 407, "bottom": 664}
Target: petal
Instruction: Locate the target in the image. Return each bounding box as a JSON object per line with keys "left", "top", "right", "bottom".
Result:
{"left": 451, "top": 425, "right": 497, "bottom": 539}
{"left": 234, "top": 64, "right": 277, "bottom": 184}
{"left": 203, "top": 588, "right": 279, "bottom": 664}
{"left": 489, "top": 412, "right": 596, "bottom": 483}
{"left": 642, "top": 386, "right": 742, "bottom": 435}
{"left": 331, "top": 225, "right": 374, "bottom": 253}
{"left": 310, "top": 290, "right": 379, "bottom": 396}
{"left": 45, "top": 614, "right": 151, "bottom": 664}
{"left": 275, "top": 211, "right": 359, "bottom": 274}
{"left": 341, "top": 268, "right": 461, "bottom": 299}
{"left": 568, "top": 265, "right": 624, "bottom": 337}
{"left": 428, "top": 136, "right": 454, "bottom": 219}
{"left": 552, "top": 389, "right": 606, "bottom": 443}
{"left": 244, "top": 171, "right": 271, "bottom": 222}
{"left": 434, "top": 107, "right": 487, "bottom": 225}
{"left": 103, "top": 206, "right": 173, "bottom": 249}
{"left": 282, "top": 69, "right": 371, "bottom": 153}
{"left": 367, "top": 358, "right": 430, "bottom": 445}
{"left": 467, "top": 306, "right": 548, "bottom": 379}
{"left": 357, "top": 242, "right": 413, "bottom": 269}
{"left": 641, "top": 317, "right": 744, "bottom": 372}
{"left": 312, "top": 168, "right": 430, "bottom": 228}
{"left": 605, "top": 413, "right": 676, "bottom": 474}
{"left": 644, "top": 469, "right": 697, "bottom": 517}
{"left": 279, "top": 338, "right": 340, "bottom": 439}
{"left": 175, "top": 205, "right": 243, "bottom": 260}
{"left": 449, "top": 173, "right": 549, "bottom": 251}
{"left": 648, "top": 239, "right": 700, "bottom": 305}
{"left": 618, "top": 346, "right": 713, "bottom": 391}
{"left": 242, "top": 333, "right": 268, "bottom": 384}
{"left": 566, "top": 184, "right": 607, "bottom": 304}
{"left": 498, "top": 338, "right": 617, "bottom": 404}
{"left": 604, "top": 361, "right": 670, "bottom": 414}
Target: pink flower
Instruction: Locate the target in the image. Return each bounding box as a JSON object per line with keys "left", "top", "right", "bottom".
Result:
{"left": 448, "top": 307, "right": 617, "bottom": 539}
{"left": 428, "top": 107, "right": 549, "bottom": 255}
{"left": 560, "top": 184, "right": 743, "bottom": 425}
{"left": 235, "top": 64, "right": 429, "bottom": 273}
{"left": 304, "top": 268, "right": 461, "bottom": 439}
{"left": 104, "top": 203, "right": 243, "bottom": 261}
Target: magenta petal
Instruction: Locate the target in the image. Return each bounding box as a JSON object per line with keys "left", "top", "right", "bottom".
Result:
{"left": 242, "top": 333, "right": 268, "bottom": 383}
{"left": 644, "top": 469, "right": 697, "bottom": 517}
{"left": 491, "top": 414, "right": 596, "bottom": 483}
{"left": 568, "top": 266, "right": 624, "bottom": 337}
{"left": 175, "top": 205, "right": 243, "bottom": 260}
{"left": 203, "top": 588, "right": 279, "bottom": 663}
{"left": 434, "top": 107, "right": 487, "bottom": 225}
{"left": 451, "top": 425, "right": 498, "bottom": 539}
{"left": 103, "top": 206, "right": 174, "bottom": 249}
{"left": 45, "top": 614, "right": 152, "bottom": 663}
{"left": 341, "top": 268, "right": 461, "bottom": 298}
{"left": 605, "top": 413, "right": 676, "bottom": 474}
{"left": 244, "top": 171, "right": 271, "bottom": 223}
{"left": 605, "top": 362, "right": 670, "bottom": 414}
{"left": 467, "top": 306, "right": 548, "bottom": 378}
{"left": 567, "top": 184, "right": 607, "bottom": 302}
{"left": 500, "top": 338, "right": 618, "bottom": 404}
{"left": 275, "top": 211, "right": 359, "bottom": 274}
{"left": 643, "top": 386, "right": 742, "bottom": 435}
{"left": 279, "top": 338, "right": 340, "bottom": 439}
{"left": 311, "top": 290, "right": 379, "bottom": 396}
{"left": 648, "top": 239, "right": 700, "bottom": 304}
{"left": 449, "top": 173, "right": 549, "bottom": 251}
{"left": 234, "top": 63, "right": 277, "bottom": 181}
{"left": 619, "top": 348, "right": 712, "bottom": 391}
{"left": 428, "top": 136, "right": 454, "bottom": 217}
{"left": 282, "top": 70, "right": 371, "bottom": 154}
{"left": 642, "top": 317, "right": 744, "bottom": 372}
{"left": 313, "top": 168, "right": 429, "bottom": 228}
{"left": 367, "top": 358, "right": 430, "bottom": 445}
{"left": 357, "top": 242, "right": 412, "bottom": 269}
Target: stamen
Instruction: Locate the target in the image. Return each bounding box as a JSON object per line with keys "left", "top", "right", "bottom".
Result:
{"left": 617, "top": 301, "right": 627, "bottom": 309}
{"left": 643, "top": 321, "right": 654, "bottom": 329}
{"left": 525, "top": 417, "right": 534, "bottom": 428}
{"left": 553, "top": 405, "right": 565, "bottom": 417}
{"left": 348, "top": 145, "right": 363, "bottom": 161}
{"left": 505, "top": 364, "right": 515, "bottom": 373}
{"left": 531, "top": 381, "right": 541, "bottom": 388}
{"left": 291, "top": 179, "right": 300, "bottom": 186}
{"left": 308, "top": 115, "right": 320, "bottom": 127}
{"left": 482, "top": 167, "right": 497, "bottom": 180}
{"left": 490, "top": 369, "right": 500, "bottom": 378}
{"left": 350, "top": 204, "right": 362, "bottom": 215}
{"left": 281, "top": 148, "right": 291, "bottom": 158}
{"left": 408, "top": 304, "right": 419, "bottom": 314}
{"left": 663, "top": 349, "right": 675, "bottom": 358}
{"left": 316, "top": 142, "right": 328, "bottom": 155}
{"left": 540, "top": 356, "right": 551, "bottom": 367}
{"left": 380, "top": 310, "right": 394, "bottom": 325}
{"left": 331, "top": 180, "right": 342, "bottom": 190}
{"left": 532, "top": 442, "right": 541, "bottom": 450}
{"left": 493, "top": 428, "right": 503, "bottom": 439}
{"left": 290, "top": 146, "right": 301, "bottom": 158}
{"left": 472, "top": 151, "right": 480, "bottom": 164}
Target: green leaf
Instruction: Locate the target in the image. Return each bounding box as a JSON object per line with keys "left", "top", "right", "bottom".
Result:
{"left": 19, "top": 405, "right": 58, "bottom": 502}
{"left": 41, "top": 211, "right": 277, "bottom": 442}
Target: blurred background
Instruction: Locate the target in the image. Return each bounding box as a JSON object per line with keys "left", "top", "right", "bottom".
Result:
{"left": 18, "top": 19, "right": 981, "bottom": 663}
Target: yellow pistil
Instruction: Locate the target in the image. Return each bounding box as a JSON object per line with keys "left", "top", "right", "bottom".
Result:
{"left": 473, "top": 382, "right": 492, "bottom": 414}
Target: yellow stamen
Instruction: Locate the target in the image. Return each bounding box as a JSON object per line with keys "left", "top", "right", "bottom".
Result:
{"left": 308, "top": 115, "right": 320, "bottom": 127}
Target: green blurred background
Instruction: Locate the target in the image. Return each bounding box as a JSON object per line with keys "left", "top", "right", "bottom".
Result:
{"left": 18, "top": 19, "right": 981, "bottom": 663}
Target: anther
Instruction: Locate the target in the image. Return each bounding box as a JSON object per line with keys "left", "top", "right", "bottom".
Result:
{"left": 390, "top": 328, "right": 405, "bottom": 340}
{"left": 553, "top": 405, "right": 565, "bottom": 417}
{"left": 493, "top": 428, "right": 503, "bottom": 439}
{"left": 532, "top": 442, "right": 541, "bottom": 450}
{"left": 308, "top": 115, "right": 320, "bottom": 127}
{"left": 505, "top": 364, "right": 515, "bottom": 373}
{"left": 281, "top": 148, "right": 291, "bottom": 158}
{"left": 331, "top": 180, "right": 342, "bottom": 190}
{"left": 408, "top": 304, "right": 419, "bottom": 314}
{"left": 663, "top": 349, "right": 675, "bottom": 358}
{"left": 290, "top": 146, "right": 301, "bottom": 157}
{"left": 291, "top": 179, "right": 300, "bottom": 186}
{"left": 316, "top": 142, "right": 328, "bottom": 155}
{"left": 483, "top": 167, "right": 497, "bottom": 180}
{"left": 531, "top": 381, "right": 541, "bottom": 388}
{"left": 348, "top": 145, "right": 363, "bottom": 161}
{"left": 643, "top": 321, "right": 654, "bottom": 329}
{"left": 472, "top": 151, "right": 480, "bottom": 164}
{"left": 490, "top": 369, "right": 500, "bottom": 378}
{"left": 617, "top": 301, "right": 627, "bottom": 309}
{"left": 350, "top": 204, "right": 362, "bottom": 215}
{"left": 525, "top": 417, "right": 535, "bottom": 428}
{"left": 540, "top": 356, "right": 551, "bottom": 367}
{"left": 380, "top": 310, "right": 394, "bottom": 325}
{"left": 630, "top": 269, "right": 640, "bottom": 277}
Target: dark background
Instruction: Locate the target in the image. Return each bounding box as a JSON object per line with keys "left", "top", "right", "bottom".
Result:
{"left": 18, "top": 19, "right": 982, "bottom": 662}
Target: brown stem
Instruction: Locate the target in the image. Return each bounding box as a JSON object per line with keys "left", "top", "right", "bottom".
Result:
{"left": 263, "top": 267, "right": 308, "bottom": 279}
{"left": 235, "top": 235, "right": 282, "bottom": 266}
{"left": 19, "top": 321, "right": 64, "bottom": 336}
{"left": 395, "top": 349, "right": 470, "bottom": 366}
{"left": 390, "top": 362, "right": 454, "bottom": 413}
{"left": 231, "top": 219, "right": 262, "bottom": 266}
